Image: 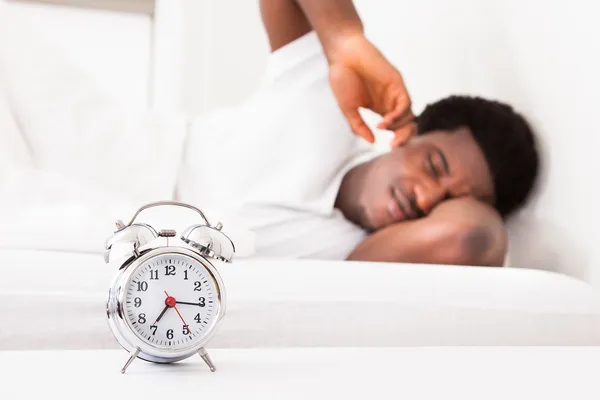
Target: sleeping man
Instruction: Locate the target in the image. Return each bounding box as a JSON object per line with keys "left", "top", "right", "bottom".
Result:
{"left": 0, "top": 0, "right": 540, "bottom": 266}
{"left": 177, "top": 0, "right": 540, "bottom": 266}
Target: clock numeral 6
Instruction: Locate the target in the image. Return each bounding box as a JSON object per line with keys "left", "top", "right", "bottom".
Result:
{"left": 166, "top": 329, "right": 174, "bottom": 339}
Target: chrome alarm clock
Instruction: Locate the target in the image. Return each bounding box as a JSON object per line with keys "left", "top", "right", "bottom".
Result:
{"left": 104, "top": 201, "right": 235, "bottom": 374}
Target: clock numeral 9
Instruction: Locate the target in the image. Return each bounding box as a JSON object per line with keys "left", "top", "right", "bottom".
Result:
{"left": 183, "top": 325, "right": 190, "bottom": 335}
{"left": 134, "top": 297, "right": 142, "bottom": 307}
{"left": 199, "top": 297, "right": 206, "bottom": 307}
{"left": 137, "top": 281, "right": 148, "bottom": 291}
{"left": 166, "top": 329, "right": 174, "bottom": 340}
{"left": 194, "top": 281, "right": 202, "bottom": 291}
{"left": 165, "top": 265, "right": 176, "bottom": 276}
{"left": 138, "top": 313, "right": 146, "bottom": 324}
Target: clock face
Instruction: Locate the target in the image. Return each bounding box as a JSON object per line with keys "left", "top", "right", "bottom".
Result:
{"left": 123, "top": 252, "right": 220, "bottom": 351}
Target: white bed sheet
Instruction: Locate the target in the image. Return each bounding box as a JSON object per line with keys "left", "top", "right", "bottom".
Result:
{"left": 1, "top": 249, "right": 600, "bottom": 350}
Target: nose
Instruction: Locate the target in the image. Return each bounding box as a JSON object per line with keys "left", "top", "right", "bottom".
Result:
{"left": 413, "top": 176, "right": 448, "bottom": 215}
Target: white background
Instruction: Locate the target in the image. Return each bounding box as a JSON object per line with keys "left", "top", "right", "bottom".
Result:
{"left": 2, "top": 0, "right": 600, "bottom": 288}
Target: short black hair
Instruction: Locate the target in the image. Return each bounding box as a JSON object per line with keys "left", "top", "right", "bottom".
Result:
{"left": 416, "top": 95, "right": 540, "bottom": 218}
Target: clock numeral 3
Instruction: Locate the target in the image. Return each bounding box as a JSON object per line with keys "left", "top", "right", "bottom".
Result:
{"left": 199, "top": 297, "right": 206, "bottom": 307}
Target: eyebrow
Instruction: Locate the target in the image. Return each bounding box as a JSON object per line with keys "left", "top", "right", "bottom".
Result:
{"left": 436, "top": 148, "right": 450, "bottom": 174}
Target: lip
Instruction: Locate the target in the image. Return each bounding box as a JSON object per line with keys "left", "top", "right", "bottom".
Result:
{"left": 391, "top": 187, "right": 416, "bottom": 220}
{"left": 387, "top": 196, "right": 405, "bottom": 222}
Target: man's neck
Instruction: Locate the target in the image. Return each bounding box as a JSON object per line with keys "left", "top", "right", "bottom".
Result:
{"left": 334, "top": 161, "right": 371, "bottom": 227}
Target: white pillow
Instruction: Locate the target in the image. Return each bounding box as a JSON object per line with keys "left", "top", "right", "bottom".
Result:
{"left": 0, "top": 82, "right": 33, "bottom": 169}
{"left": 0, "top": 5, "right": 187, "bottom": 203}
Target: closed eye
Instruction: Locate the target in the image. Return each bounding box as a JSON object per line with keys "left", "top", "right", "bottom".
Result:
{"left": 427, "top": 153, "right": 440, "bottom": 178}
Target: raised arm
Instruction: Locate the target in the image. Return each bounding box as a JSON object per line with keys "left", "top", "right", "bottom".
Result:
{"left": 259, "top": 0, "right": 312, "bottom": 52}
{"left": 259, "top": 0, "right": 415, "bottom": 146}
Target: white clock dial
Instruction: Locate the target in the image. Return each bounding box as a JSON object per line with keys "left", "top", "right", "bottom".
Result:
{"left": 123, "top": 252, "right": 220, "bottom": 351}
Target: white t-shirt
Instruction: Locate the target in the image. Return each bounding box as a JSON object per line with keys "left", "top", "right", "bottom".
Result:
{"left": 176, "top": 31, "right": 380, "bottom": 260}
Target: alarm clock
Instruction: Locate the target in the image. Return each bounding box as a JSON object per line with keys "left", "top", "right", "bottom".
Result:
{"left": 104, "top": 201, "right": 235, "bottom": 374}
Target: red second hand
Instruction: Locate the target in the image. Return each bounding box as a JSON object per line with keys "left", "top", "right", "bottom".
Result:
{"left": 165, "top": 291, "right": 191, "bottom": 334}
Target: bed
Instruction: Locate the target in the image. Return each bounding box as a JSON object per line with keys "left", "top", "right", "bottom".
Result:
{"left": 2, "top": 248, "right": 600, "bottom": 351}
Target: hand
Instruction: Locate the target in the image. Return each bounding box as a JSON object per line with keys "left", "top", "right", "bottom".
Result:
{"left": 153, "top": 305, "right": 169, "bottom": 325}
{"left": 176, "top": 301, "right": 204, "bottom": 307}
{"left": 328, "top": 34, "right": 416, "bottom": 147}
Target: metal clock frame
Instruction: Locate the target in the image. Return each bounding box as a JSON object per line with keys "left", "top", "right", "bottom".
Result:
{"left": 106, "top": 245, "right": 226, "bottom": 373}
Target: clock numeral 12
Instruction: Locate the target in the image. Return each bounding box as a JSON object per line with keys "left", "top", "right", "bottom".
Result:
{"left": 165, "top": 265, "right": 176, "bottom": 276}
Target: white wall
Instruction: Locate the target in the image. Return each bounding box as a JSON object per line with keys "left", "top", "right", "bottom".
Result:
{"left": 178, "top": 0, "right": 600, "bottom": 287}
{"left": 178, "top": 0, "right": 270, "bottom": 117}
{"left": 1, "top": 0, "right": 152, "bottom": 109}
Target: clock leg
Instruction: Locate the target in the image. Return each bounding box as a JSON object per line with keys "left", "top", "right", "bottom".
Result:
{"left": 121, "top": 347, "right": 141, "bottom": 374}
{"left": 198, "top": 347, "right": 216, "bottom": 372}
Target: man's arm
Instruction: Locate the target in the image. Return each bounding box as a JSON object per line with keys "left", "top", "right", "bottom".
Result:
{"left": 259, "top": 0, "right": 414, "bottom": 146}
{"left": 346, "top": 197, "right": 508, "bottom": 267}
{"left": 259, "top": 0, "right": 363, "bottom": 56}
{"left": 294, "top": 0, "right": 364, "bottom": 62}
{"left": 259, "top": 0, "right": 312, "bottom": 52}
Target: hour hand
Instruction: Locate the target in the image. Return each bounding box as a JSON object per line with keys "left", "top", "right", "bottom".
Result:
{"left": 154, "top": 305, "right": 169, "bottom": 324}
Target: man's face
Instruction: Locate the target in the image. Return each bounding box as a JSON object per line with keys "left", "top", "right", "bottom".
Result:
{"left": 338, "top": 127, "right": 496, "bottom": 231}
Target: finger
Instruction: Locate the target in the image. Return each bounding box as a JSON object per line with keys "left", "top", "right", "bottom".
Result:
{"left": 390, "top": 121, "right": 417, "bottom": 147}
{"left": 377, "top": 100, "right": 413, "bottom": 130}
{"left": 345, "top": 108, "right": 375, "bottom": 144}
{"left": 387, "top": 110, "right": 415, "bottom": 132}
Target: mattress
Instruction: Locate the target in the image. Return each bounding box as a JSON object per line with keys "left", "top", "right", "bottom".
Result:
{"left": 1, "top": 248, "right": 600, "bottom": 350}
